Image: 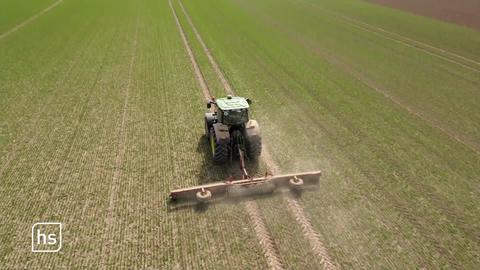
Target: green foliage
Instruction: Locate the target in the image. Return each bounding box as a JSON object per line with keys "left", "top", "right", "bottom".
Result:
{"left": 181, "top": 0, "right": 480, "bottom": 268}
{"left": 1, "top": 0, "right": 479, "bottom": 268}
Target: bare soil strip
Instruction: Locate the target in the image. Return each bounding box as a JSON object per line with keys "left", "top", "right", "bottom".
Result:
{"left": 177, "top": 0, "right": 234, "bottom": 95}
{"left": 0, "top": 0, "right": 64, "bottom": 41}
{"left": 169, "top": 1, "right": 284, "bottom": 269}
{"left": 369, "top": 0, "right": 480, "bottom": 31}
{"left": 176, "top": 1, "right": 337, "bottom": 268}
{"left": 100, "top": 18, "right": 139, "bottom": 270}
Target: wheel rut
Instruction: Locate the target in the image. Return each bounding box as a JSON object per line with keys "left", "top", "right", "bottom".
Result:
{"left": 169, "top": 1, "right": 284, "bottom": 269}
{"left": 175, "top": 0, "right": 337, "bottom": 268}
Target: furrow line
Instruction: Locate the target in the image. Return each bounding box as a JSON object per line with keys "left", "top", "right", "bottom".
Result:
{"left": 244, "top": 200, "right": 285, "bottom": 270}
{"left": 265, "top": 146, "right": 338, "bottom": 270}
{"left": 176, "top": 1, "right": 337, "bottom": 268}
{"left": 331, "top": 9, "right": 480, "bottom": 67}
{"left": 296, "top": 0, "right": 480, "bottom": 72}
{"left": 169, "top": 1, "right": 284, "bottom": 269}
{"left": 285, "top": 196, "right": 336, "bottom": 270}
{"left": 339, "top": 16, "right": 480, "bottom": 73}
{"left": 100, "top": 17, "right": 139, "bottom": 270}
{"left": 177, "top": 0, "right": 234, "bottom": 95}
{"left": 169, "top": 0, "right": 210, "bottom": 102}
{"left": 244, "top": 4, "right": 480, "bottom": 156}
{"left": 0, "top": 0, "right": 64, "bottom": 41}
{"left": 308, "top": 46, "right": 480, "bottom": 156}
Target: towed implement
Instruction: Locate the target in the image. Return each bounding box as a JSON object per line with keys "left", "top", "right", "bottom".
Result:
{"left": 169, "top": 95, "right": 321, "bottom": 203}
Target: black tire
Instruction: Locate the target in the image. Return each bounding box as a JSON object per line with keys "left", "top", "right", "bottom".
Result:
{"left": 209, "top": 128, "right": 230, "bottom": 163}
{"left": 204, "top": 113, "right": 215, "bottom": 136}
{"left": 246, "top": 135, "right": 262, "bottom": 160}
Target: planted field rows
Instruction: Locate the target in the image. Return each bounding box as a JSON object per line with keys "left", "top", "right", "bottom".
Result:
{"left": 0, "top": 0, "right": 479, "bottom": 269}
{"left": 172, "top": 0, "right": 340, "bottom": 268}
{"left": 179, "top": 0, "right": 480, "bottom": 268}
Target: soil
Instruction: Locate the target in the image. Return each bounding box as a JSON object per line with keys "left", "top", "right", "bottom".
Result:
{"left": 369, "top": 0, "right": 480, "bottom": 30}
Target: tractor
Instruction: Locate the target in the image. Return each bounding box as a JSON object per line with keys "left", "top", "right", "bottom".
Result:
{"left": 168, "top": 95, "right": 321, "bottom": 203}
{"left": 204, "top": 95, "right": 261, "bottom": 164}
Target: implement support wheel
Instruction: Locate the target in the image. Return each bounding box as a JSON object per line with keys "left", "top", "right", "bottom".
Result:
{"left": 196, "top": 189, "right": 212, "bottom": 203}
{"left": 289, "top": 176, "right": 304, "bottom": 190}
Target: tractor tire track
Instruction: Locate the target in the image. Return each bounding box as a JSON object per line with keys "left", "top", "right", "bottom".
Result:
{"left": 176, "top": 1, "right": 336, "bottom": 268}
{"left": 169, "top": 0, "right": 211, "bottom": 102}
{"left": 245, "top": 200, "right": 285, "bottom": 270}
{"left": 306, "top": 44, "right": 480, "bottom": 156}
{"left": 333, "top": 13, "right": 480, "bottom": 73}
{"left": 169, "top": 1, "right": 284, "bottom": 269}
{"left": 328, "top": 9, "right": 480, "bottom": 70}
{"left": 241, "top": 2, "right": 480, "bottom": 156}
{"left": 100, "top": 17, "right": 139, "bottom": 270}
{"left": 0, "top": 0, "right": 64, "bottom": 41}
{"left": 264, "top": 145, "right": 337, "bottom": 270}
{"left": 285, "top": 196, "right": 336, "bottom": 270}
{"left": 177, "top": 0, "right": 234, "bottom": 95}
{"left": 293, "top": 0, "right": 480, "bottom": 73}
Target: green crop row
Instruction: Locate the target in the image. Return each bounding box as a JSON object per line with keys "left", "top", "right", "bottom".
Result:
{"left": 1, "top": 0, "right": 479, "bottom": 268}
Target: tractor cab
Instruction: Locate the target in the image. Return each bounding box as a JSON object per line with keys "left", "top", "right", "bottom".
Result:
{"left": 208, "top": 95, "right": 251, "bottom": 126}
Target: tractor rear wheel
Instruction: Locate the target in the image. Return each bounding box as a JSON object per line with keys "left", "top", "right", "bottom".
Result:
{"left": 246, "top": 135, "right": 262, "bottom": 160}
{"left": 209, "top": 128, "right": 230, "bottom": 163}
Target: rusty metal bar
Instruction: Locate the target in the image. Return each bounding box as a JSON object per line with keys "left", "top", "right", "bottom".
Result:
{"left": 169, "top": 171, "right": 321, "bottom": 202}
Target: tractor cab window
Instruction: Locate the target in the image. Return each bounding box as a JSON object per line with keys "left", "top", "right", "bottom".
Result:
{"left": 221, "top": 109, "right": 248, "bottom": 125}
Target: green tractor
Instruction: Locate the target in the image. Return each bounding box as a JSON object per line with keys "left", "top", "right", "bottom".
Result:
{"left": 169, "top": 95, "right": 321, "bottom": 203}
{"left": 204, "top": 95, "right": 262, "bottom": 164}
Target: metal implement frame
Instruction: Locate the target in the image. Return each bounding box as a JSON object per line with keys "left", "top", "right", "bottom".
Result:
{"left": 169, "top": 171, "right": 321, "bottom": 202}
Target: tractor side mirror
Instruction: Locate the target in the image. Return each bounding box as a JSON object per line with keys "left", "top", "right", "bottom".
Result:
{"left": 246, "top": 98, "right": 252, "bottom": 105}
{"left": 207, "top": 103, "right": 211, "bottom": 109}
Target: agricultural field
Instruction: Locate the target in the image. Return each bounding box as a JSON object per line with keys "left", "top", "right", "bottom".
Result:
{"left": 0, "top": 0, "right": 479, "bottom": 269}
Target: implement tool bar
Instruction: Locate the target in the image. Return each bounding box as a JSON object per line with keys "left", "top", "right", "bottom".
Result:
{"left": 169, "top": 171, "right": 321, "bottom": 201}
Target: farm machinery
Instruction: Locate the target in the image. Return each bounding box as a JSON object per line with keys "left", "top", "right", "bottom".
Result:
{"left": 169, "top": 95, "right": 321, "bottom": 203}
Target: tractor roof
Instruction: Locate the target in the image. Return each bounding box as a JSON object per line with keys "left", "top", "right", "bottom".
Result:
{"left": 216, "top": 96, "right": 249, "bottom": 110}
